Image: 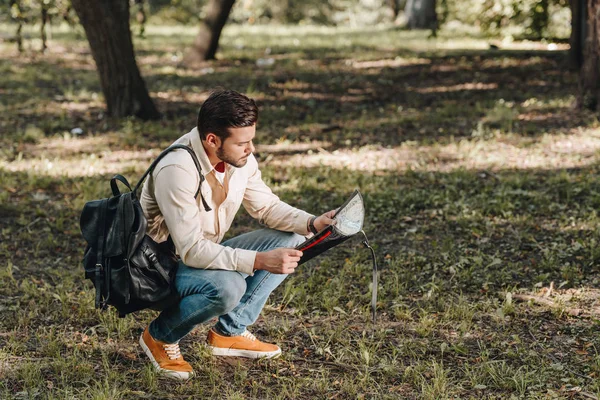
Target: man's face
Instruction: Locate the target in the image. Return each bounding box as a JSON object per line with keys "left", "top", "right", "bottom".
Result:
{"left": 216, "top": 125, "right": 256, "bottom": 168}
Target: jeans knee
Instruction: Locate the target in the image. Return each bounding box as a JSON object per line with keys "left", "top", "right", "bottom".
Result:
{"left": 285, "top": 233, "right": 305, "bottom": 249}
{"left": 210, "top": 273, "right": 246, "bottom": 315}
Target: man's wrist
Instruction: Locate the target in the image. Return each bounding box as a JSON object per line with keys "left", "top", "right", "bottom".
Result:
{"left": 308, "top": 216, "right": 318, "bottom": 234}
{"left": 253, "top": 252, "right": 263, "bottom": 271}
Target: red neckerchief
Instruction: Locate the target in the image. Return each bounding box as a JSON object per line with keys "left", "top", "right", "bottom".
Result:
{"left": 215, "top": 161, "right": 225, "bottom": 173}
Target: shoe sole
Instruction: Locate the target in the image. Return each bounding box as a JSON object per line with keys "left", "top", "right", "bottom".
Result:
{"left": 139, "top": 334, "right": 193, "bottom": 381}
{"left": 208, "top": 346, "right": 282, "bottom": 359}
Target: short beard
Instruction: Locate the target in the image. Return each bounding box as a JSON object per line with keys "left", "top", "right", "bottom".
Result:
{"left": 216, "top": 146, "right": 249, "bottom": 168}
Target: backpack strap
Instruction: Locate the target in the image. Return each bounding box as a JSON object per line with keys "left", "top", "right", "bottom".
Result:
{"left": 119, "top": 194, "right": 134, "bottom": 305}
{"left": 132, "top": 144, "right": 211, "bottom": 212}
{"left": 141, "top": 244, "right": 171, "bottom": 284}
{"left": 95, "top": 198, "right": 108, "bottom": 309}
{"left": 110, "top": 174, "right": 132, "bottom": 197}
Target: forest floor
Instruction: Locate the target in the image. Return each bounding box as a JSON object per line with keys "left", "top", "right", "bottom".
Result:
{"left": 1, "top": 23, "right": 600, "bottom": 399}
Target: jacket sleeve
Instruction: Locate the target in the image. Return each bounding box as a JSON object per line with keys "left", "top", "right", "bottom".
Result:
{"left": 153, "top": 164, "right": 256, "bottom": 275}
{"left": 242, "top": 156, "right": 313, "bottom": 235}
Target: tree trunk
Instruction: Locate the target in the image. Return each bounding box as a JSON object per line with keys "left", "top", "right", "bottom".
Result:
{"left": 530, "top": 0, "right": 549, "bottom": 40}
{"left": 71, "top": 0, "right": 160, "bottom": 120}
{"left": 579, "top": 0, "right": 599, "bottom": 110}
{"left": 41, "top": 2, "right": 49, "bottom": 53}
{"left": 570, "top": 0, "right": 586, "bottom": 68}
{"left": 10, "top": 0, "right": 24, "bottom": 53}
{"left": 135, "top": 0, "right": 147, "bottom": 38}
{"left": 389, "top": 0, "right": 400, "bottom": 20}
{"left": 187, "top": 0, "right": 236, "bottom": 62}
{"left": 405, "top": 0, "right": 437, "bottom": 31}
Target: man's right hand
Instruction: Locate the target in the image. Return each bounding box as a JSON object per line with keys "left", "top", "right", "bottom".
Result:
{"left": 254, "top": 248, "right": 303, "bottom": 274}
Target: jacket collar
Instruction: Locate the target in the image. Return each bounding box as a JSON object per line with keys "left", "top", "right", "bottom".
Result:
{"left": 186, "top": 127, "right": 215, "bottom": 177}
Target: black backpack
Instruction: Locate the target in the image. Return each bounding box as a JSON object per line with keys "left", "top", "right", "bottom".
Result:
{"left": 80, "top": 145, "right": 211, "bottom": 317}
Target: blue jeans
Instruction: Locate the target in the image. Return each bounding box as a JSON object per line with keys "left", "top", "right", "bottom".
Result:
{"left": 149, "top": 229, "right": 305, "bottom": 344}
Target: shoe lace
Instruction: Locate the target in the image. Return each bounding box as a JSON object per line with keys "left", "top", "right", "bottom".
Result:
{"left": 163, "top": 342, "right": 182, "bottom": 360}
{"left": 241, "top": 330, "right": 256, "bottom": 341}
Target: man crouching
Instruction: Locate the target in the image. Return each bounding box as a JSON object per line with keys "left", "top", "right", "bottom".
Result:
{"left": 139, "top": 89, "right": 336, "bottom": 380}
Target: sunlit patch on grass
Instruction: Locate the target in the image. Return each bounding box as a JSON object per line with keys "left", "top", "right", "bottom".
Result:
{"left": 349, "top": 57, "right": 431, "bottom": 69}
{"left": 514, "top": 287, "right": 600, "bottom": 318}
{"left": 0, "top": 134, "right": 159, "bottom": 177}
{"left": 29, "top": 99, "right": 105, "bottom": 116}
{"left": 152, "top": 89, "right": 211, "bottom": 104}
{"left": 3, "top": 128, "right": 600, "bottom": 178}
{"left": 256, "top": 141, "right": 331, "bottom": 155}
{"left": 266, "top": 129, "right": 600, "bottom": 172}
{"left": 412, "top": 82, "right": 498, "bottom": 94}
{"left": 0, "top": 156, "right": 149, "bottom": 177}
{"left": 521, "top": 95, "right": 575, "bottom": 109}
{"left": 480, "top": 56, "right": 548, "bottom": 69}
{"left": 270, "top": 80, "right": 312, "bottom": 90}
{"left": 282, "top": 90, "right": 366, "bottom": 102}
{"left": 492, "top": 41, "right": 570, "bottom": 51}
{"left": 23, "top": 135, "right": 117, "bottom": 157}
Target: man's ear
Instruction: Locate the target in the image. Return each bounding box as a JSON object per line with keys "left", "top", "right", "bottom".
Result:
{"left": 205, "top": 133, "right": 221, "bottom": 148}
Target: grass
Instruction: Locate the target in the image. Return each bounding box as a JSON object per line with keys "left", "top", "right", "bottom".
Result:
{"left": 1, "top": 22, "right": 600, "bottom": 399}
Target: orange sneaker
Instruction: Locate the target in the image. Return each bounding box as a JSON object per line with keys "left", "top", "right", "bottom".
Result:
{"left": 139, "top": 327, "right": 194, "bottom": 380}
{"left": 207, "top": 329, "right": 282, "bottom": 359}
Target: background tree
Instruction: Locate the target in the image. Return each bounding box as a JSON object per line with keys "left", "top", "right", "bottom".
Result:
{"left": 570, "top": 0, "right": 585, "bottom": 68}
{"left": 405, "top": 0, "right": 438, "bottom": 32}
{"left": 40, "top": 0, "right": 49, "bottom": 52}
{"left": 135, "top": 0, "right": 148, "bottom": 38}
{"left": 9, "top": 0, "right": 25, "bottom": 52}
{"left": 70, "top": 0, "right": 160, "bottom": 120}
{"left": 389, "top": 0, "right": 401, "bottom": 20}
{"left": 527, "top": 0, "right": 550, "bottom": 40}
{"left": 6, "top": 0, "right": 73, "bottom": 53}
{"left": 579, "top": 0, "right": 599, "bottom": 110}
{"left": 186, "top": 0, "right": 235, "bottom": 62}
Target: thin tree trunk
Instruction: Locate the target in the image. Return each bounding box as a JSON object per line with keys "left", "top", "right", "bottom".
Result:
{"left": 187, "top": 0, "right": 236, "bottom": 62}
{"left": 389, "top": 0, "right": 400, "bottom": 19}
{"left": 135, "top": 0, "right": 147, "bottom": 38}
{"left": 405, "top": 0, "right": 437, "bottom": 32}
{"left": 530, "top": 0, "right": 549, "bottom": 40}
{"left": 41, "top": 2, "right": 49, "bottom": 52}
{"left": 16, "top": 20, "right": 23, "bottom": 53}
{"left": 10, "top": 0, "right": 24, "bottom": 53}
{"left": 71, "top": 0, "right": 160, "bottom": 120}
{"left": 63, "top": 5, "right": 75, "bottom": 26}
{"left": 579, "top": 0, "right": 599, "bottom": 110}
{"left": 570, "top": 0, "right": 586, "bottom": 68}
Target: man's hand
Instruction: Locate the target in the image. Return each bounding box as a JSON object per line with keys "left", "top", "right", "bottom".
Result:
{"left": 312, "top": 209, "right": 337, "bottom": 232}
{"left": 254, "top": 248, "right": 303, "bottom": 274}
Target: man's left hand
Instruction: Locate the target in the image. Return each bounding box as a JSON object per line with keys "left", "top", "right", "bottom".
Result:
{"left": 313, "top": 209, "right": 337, "bottom": 232}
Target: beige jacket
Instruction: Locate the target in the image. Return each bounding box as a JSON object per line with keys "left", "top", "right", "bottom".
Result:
{"left": 140, "top": 128, "right": 313, "bottom": 275}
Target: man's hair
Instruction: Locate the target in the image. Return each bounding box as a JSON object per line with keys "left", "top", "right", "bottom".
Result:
{"left": 197, "top": 89, "right": 258, "bottom": 141}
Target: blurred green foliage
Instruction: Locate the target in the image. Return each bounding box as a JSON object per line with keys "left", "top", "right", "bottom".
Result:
{"left": 442, "top": 0, "right": 570, "bottom": 39}
{"left": 4, "top": 0, "right": 74, "bottom": 24}
{"left": 1, "top": 0, "right": 571, "bottom": 40}
{"left": 147, "top": 0, "right": 571, "bottom": 39}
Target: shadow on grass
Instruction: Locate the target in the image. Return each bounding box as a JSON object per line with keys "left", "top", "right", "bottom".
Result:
{"left": 2, "top": 47, "right": 592, "bottom": 151}
{"left": 150, "top": 49, "right": 589, "bottom": 147}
